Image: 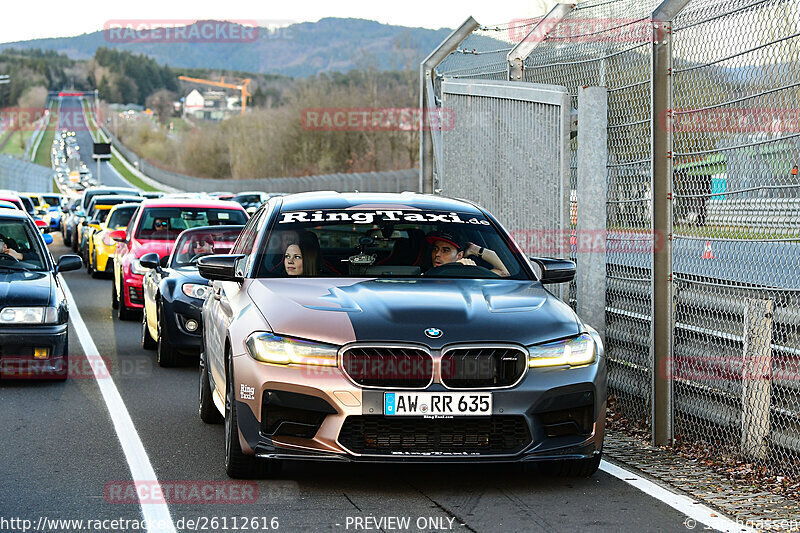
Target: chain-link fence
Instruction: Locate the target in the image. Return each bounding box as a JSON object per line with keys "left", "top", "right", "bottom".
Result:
{"left": 424, "top": 0, "right": 800, "bottom": 476}
{"left": 0, "top": 155, "right": 52, "bottom": 192}
{"left": 671, "top": 0, "right": 800, "bottom": 472}
{"left": 99, "top": 124, "right": 417, "bottom": 194}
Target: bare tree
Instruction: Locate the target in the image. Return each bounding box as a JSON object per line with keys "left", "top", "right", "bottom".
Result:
{"left": 145, "top": 89, "right": 177, "bottom": 125}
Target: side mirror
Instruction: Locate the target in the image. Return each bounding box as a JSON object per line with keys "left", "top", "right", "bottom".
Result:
{"left": 56, "top": 255, "right": 82, "bottom": 273}
{"left": 43, "top": 233, "right": 54, "bottom": 245}
{"left": 198, "top": 254, "right": 245, "bottom": 282}
{"left": 109, "top": 229, "right": 127, "bottom": 243}
{"left": 89, "top": 219, "right": 100, "bottom": 226}
{"left": 529, "top": 257, "right": 576, "bottom": 284}
{"left": 160, "top": 256, "right": 170, "bottom": 268}
{"left": 139, "top": 252, "right": 160, "bottom": 270}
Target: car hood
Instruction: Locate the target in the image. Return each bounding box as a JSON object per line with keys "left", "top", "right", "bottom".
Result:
{"left": 172, "top": 267, "right": 204, "bottom": 282}
{"left": 247, "top": 278, "right": 581, "bottom": 347}
{"left": 0, "top": 271, "right": 53, "bottom": 307}
{"left": 131, "top": 239, "right": 175, "bottom": 258}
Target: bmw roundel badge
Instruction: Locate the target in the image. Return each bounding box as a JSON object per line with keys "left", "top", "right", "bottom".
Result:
{"left": 424, "top": 328, "right": 443, "bottom": 339}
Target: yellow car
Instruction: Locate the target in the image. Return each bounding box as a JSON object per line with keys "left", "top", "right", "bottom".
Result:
{"left": 79, "top": 195, "right": 142, "bottom": 272}
{"left": 87, "top": 202, "right": 142, "bottom": 278}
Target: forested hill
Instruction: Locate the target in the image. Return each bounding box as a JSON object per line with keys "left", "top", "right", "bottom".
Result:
{"left": 0, "top": 18, "right": 453, "bottom": 77}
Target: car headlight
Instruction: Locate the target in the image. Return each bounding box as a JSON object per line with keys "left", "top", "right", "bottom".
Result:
{"left": 0, "top": 306, "right": 58, "bottom": 324}
{"left": 102, "top": 233, "right": 116, "bottom": 246}
{"left": 182, "top": 283, "right": 211, "bottom": 300}
{"left": 130, "top": 258, "right": 150, "bottom": 275}
{"left": 528, "top": 333, "right": 596, "bottom": 368}
{"left": 245, "top": 332, "right": 337, "bottom": 367}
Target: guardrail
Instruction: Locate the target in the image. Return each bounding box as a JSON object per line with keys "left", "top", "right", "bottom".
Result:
{"left": 0, "top": 155, "right": 53, "bottom": 192}
{"left": 25, "top": 109, "right": 50, "bottom": 162}
{"left": 100, "top": 124, "right": 418, "bottom": 194}
{"left": 706, "top": 198, "right": 800, "bottom": 233}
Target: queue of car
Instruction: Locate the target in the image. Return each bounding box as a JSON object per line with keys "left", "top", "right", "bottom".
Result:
{"left": 52, "top": 130, "right": 95, "bottom": 191}
{"left": 3, "top": 185, "right": 606, "bottom": 481}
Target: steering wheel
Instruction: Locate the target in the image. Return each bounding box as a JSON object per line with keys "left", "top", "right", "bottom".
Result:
{"left": 423, "top": 262, "right": 500, "bottom": 278}
{"left": 0, "top": 253, "right": 20, "bottom": 263}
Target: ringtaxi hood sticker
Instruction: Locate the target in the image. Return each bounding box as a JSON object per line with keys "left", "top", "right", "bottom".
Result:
{"left": 278, "top": 210, "right": 491, "bottom": 225}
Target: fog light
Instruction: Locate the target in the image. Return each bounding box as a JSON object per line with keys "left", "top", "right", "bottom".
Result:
{"left": 34, "top": 348, "right": 49, "bottom": 359}
{"left": 185, "top": 319, "right": 199, "bottom": 332}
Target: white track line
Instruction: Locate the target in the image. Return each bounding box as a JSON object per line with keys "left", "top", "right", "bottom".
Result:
{"left": 61, "top": 276, "right": 176, "bottom": 533}
{"left": 600, "top": 460, "right": 754, "bottom": 533}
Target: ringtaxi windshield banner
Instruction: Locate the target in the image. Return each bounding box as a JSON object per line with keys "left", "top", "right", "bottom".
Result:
{"left": 277, "top": 210, "right": 491, "bottom": 225}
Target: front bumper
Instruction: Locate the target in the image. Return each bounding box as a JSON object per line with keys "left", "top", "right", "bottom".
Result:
{"left": 0, "top": 323, "right": 68, "bottom": 379}
{"left": 95, "top": 243, "right": 115, "bottom": 272}
{"left": 123, "top": 273, "right": 144, "bottom": 309}
{"left": 231, "top": 350, "right": 606, "bottom": 463}
{"left": 162, "top": 297, "right": 204, "bottom": 355}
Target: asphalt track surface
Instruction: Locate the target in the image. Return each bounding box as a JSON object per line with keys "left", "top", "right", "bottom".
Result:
{"left": 0, "top": 100, "right": 722, "bottom": 533}
{"left": 59, "top": 96, "right": 134, "bottom": 189}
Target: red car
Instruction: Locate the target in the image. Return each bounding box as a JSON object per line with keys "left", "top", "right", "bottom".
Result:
{"left": 110, "top": 199, "right": 248, "bottom": 320}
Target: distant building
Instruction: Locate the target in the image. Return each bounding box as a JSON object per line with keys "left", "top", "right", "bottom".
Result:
{"left": 183, "top": 89, "right": 235, "bottom": 121}
{"left": 183, "top": 89, "right": 204, "bottom": 116}
{"left": 203, "top": 91, "right": 227, "bottom": 109}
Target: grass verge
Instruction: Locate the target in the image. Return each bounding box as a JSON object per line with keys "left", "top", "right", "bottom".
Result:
{"left": 82, "top": 99, "right": 160, "bottom": 192}
{"left": 0, "top": 129, "right": 36, "bottom": 156}
{"left": 34, "top": 119, "right": 56, "bottom": 167}
{"left": 108, "top": 156, "right": 159, "bottom": 192}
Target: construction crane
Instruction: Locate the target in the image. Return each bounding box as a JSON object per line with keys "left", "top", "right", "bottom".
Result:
{"left": 178, "top": 75, "right": 251, "bottom": 116}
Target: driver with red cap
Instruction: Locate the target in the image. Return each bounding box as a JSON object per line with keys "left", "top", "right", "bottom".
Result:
{"left": 425, "top": 230, "right": 509, "bottom": 277}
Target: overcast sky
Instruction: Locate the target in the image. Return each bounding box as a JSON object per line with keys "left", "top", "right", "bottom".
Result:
{"left": 1, "top": 0, "right": 555, "bottom": 44}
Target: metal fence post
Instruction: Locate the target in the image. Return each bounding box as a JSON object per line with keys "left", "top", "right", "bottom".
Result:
{"left": 506, "top": 4, "right": 574, "bottom": 81}
{"left": 651, "top": 0, "right": 689, "bottom": 446}
{"left": 741, "top": 298, "right": 774, "bottom": 461}
{"left": 419, "top": 17, "right": 479, "bottom": 194}
{"left": 576, "top": 87, "right": 608, "bottom": 341}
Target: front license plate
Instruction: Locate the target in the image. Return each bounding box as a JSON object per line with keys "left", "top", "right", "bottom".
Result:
{"left": 384, "top": 392, "right": 492, "bottom": 416}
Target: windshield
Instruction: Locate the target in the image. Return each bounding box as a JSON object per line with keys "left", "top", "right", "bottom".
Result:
{"left": 41, "top": 195, "right": 61, "bottom": 206}
{"left": 90, "top": 207, "right": 112, "bottom": 224}
{"left": 233, "top": 194, "right": 261, "bottom": 205}
{"left": 83, "top": 189, "right": 138, "bottom": 209}
{"left": 106, "top": 206, "right": 138, "bottom": 229}
{"left": 171, "top": 226, "right": 243, "bottom": 268}
{"left": 135, "top": 207, "right": 248, "bottom": 241}
{"left": 19, "top": 197, "right": 35, "bottom": 214}
{"left": 254, "top": 209, "right": 528, "bottom": 280}
{"left": 0, "top": 219, "right": 47, "bottom": 269}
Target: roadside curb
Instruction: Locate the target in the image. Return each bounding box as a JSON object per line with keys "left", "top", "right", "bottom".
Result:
{"left": 605, "top": 430, "right": 800, "bottom": 531}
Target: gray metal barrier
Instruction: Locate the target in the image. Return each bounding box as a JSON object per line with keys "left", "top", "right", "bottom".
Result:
{"left": 0, "top": 155, "right": 52, "bottom": 192}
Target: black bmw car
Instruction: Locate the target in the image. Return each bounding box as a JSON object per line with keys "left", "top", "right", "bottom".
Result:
{"left": 0, "top": 208, "right": 82, "bottom": 380}
{"left": 196, "top": 192, "right": 607, "bottom": 479}
{"left": 141, "top": 225, "right": 243, "bottom": 367}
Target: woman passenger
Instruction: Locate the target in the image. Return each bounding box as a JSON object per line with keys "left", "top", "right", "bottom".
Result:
{"left": 284, "top": 233, "right": 320, "bottom": 277}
